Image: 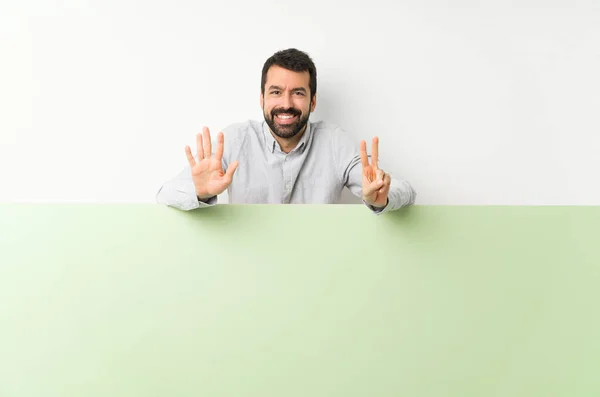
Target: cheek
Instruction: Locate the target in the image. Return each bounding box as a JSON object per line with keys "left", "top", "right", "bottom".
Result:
{"left": 264, "top": 99, "right": 279, "bottom": 111}
{"left": 294, "top": 98, "right": 310, "bottom": 112}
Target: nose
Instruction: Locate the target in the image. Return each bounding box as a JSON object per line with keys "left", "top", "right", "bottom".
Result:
{"left": 281, "top": 93, "right": 293, "bottom": 109}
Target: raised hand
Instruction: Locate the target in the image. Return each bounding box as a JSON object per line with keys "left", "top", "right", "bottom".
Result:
{"left": 360, "top": 136, "right": 391, "bottom": 208}
{"left": 185, "top": 126, "right": 239, "bottom": 200}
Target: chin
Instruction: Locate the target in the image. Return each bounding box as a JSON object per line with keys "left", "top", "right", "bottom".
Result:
{"left": 274, "top": 128, "right": 300, "bottom": 139}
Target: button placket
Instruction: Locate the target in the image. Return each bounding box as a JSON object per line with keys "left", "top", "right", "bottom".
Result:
{"left": 282, "top": 154, "right": 294, "bottom": 202}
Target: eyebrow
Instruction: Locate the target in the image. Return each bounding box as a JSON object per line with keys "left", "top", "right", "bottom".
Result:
{"left": 268, "top": 85, "right": 307, "bottom": 93}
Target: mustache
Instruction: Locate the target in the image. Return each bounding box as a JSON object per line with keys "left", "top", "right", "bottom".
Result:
{"left": 271, "top": 107, "right": 301, "bottom": 117}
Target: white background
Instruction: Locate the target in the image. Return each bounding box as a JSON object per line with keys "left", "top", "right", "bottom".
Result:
{"left": 1, "top": 0, "right": 599, "bottom": 205}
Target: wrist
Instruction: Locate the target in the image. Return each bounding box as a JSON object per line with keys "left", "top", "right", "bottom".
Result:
{"left": 370, "top": 198, "right": 389, "bottom": 210}
{"left": 197, "top": 193, "right": 215, "bottom": 202}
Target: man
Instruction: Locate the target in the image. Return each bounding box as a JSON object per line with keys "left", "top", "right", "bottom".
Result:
{"left": 156, "top": 48, "right": 416, "bottom": 213}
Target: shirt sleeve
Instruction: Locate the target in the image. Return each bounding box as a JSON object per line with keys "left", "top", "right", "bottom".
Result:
{"left": 334, "top": 127, "right": 417, "bottom": 214}
{"left": 155, "top": 123, "right": 246, "bottom": 210}
{"left": 155, "top": 164, "right": 218, "bottom": 211}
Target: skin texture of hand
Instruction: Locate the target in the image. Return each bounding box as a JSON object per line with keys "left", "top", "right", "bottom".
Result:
{"left": 360, "top": 136, "right": 391, "bottom": 209}
{"left": 185, "top": 126, "right": 239, "bottom": 200}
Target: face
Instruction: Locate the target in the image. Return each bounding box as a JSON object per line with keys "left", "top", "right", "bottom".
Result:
{"left": 261, "top": 65, "right": 316, "bottom": 139}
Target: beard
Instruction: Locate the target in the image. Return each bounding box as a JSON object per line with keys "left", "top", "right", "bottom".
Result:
{"left": 264, "top": 106, "right": 310, "bottom": 139}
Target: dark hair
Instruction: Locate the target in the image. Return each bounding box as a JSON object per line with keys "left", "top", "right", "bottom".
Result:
{"left": 261, "top": 48, "right": 317, "bottom": 98}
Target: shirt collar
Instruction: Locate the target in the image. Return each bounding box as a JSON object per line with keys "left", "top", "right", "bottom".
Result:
{"left": 262, "top": 120, "right": 311, "bottom": 154}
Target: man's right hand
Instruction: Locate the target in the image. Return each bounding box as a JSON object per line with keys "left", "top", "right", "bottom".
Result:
{"left": 185, "top": 126, "right": 239, "bottom": 200}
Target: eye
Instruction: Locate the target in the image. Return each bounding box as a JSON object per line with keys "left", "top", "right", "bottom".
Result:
{"left": 295, "top": 91, "right": 305, "bottom": 96}
{"left": 270, "top": 90, "right": 280, "bottom": 95}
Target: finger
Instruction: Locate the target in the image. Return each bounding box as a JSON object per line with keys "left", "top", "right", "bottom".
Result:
{"left": 214, "top": 132, "right": 224, "bottom": 162}
{"left": 372, "top": 136, "right": 379, "bottom": 170}
{"left": 185, "top": 145, "right": 195, "bottom": 167}
{"left": 203, "top": 126, "right": 212, "bottom": 159}
{"left": 363, "top": 178, "right": 384, "bottom": 197}
{"left": 196, "top": 132, "right": 204, "bottom": 160}
{"left": 360, "top": 140, "right": 369, "bottom": 168}
{"left": 224, "top": 160, "right": 239, "bottom": 182}
{"left": 376, "top": 169, "right": 385, "bottom": 181}
{"left": 378, "top": 173, "right": 391, "bottom": 194}
{"left": 383, "top": 172, "right": 391, "bottom": 186}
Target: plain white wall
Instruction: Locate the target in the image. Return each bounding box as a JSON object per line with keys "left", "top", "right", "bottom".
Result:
{"left": 1, "top": 0, "right": 599, "bottom": 204}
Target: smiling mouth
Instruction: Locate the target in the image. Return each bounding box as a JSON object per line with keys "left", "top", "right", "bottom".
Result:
{"left": 275, "top": 114, "right": 298, "bottom": 125}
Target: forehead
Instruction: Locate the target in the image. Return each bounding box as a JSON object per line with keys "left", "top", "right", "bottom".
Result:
{"left": 265, "top": 65, "right": 310, "bottom": 89}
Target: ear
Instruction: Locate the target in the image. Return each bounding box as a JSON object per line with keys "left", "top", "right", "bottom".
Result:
{"left": 310, "top": 94, "right": 317, "bottom": 112}
{"left": 260, "top": 92, "right": 264, "bottom": 109}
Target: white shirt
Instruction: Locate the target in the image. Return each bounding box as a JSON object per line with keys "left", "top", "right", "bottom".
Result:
{"left": 156, "top": 120, "right": 416, "bottom": 214}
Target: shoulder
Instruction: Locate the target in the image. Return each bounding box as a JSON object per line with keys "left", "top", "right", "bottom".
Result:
{"left": 311, "top": 120, "right": 343, "bottom": 136}
{"left": 222, "top": 120, "right": 261, "bottom": 138}
{"left": 220, "top": 120, "right": 263, "bottom": 146}
{"left": 311, "top": 120, "right": 357, "bottom": 149}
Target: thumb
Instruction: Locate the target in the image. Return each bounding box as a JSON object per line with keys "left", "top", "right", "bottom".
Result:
{"left": 363, "top": 178, "right": 383, "bottom": 198}
{"left": 224, "top": 160, "right": 239, "bottom": 182}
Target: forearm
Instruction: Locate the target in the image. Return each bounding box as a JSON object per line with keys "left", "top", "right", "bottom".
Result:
{"left": 155, "top": 167, "right": 217, "bottom": 211}
{"left": 376, "top": 177, "right": 416, "bottom": 213}
{"left": 345, "top": 159, "right": 416, "bottom": 214}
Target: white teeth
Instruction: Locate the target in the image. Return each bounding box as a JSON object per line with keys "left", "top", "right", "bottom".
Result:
{"left": 277, "top": 114, "right": 295, "bottom": 119}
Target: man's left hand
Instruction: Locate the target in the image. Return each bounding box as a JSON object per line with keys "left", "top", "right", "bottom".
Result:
{"left": 360, "top": 136, "right": 391, "bottom": 209}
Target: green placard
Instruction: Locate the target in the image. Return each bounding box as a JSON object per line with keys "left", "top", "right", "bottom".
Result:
{"left": 1, "top": 204, "right": 599, "bottom": 396}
